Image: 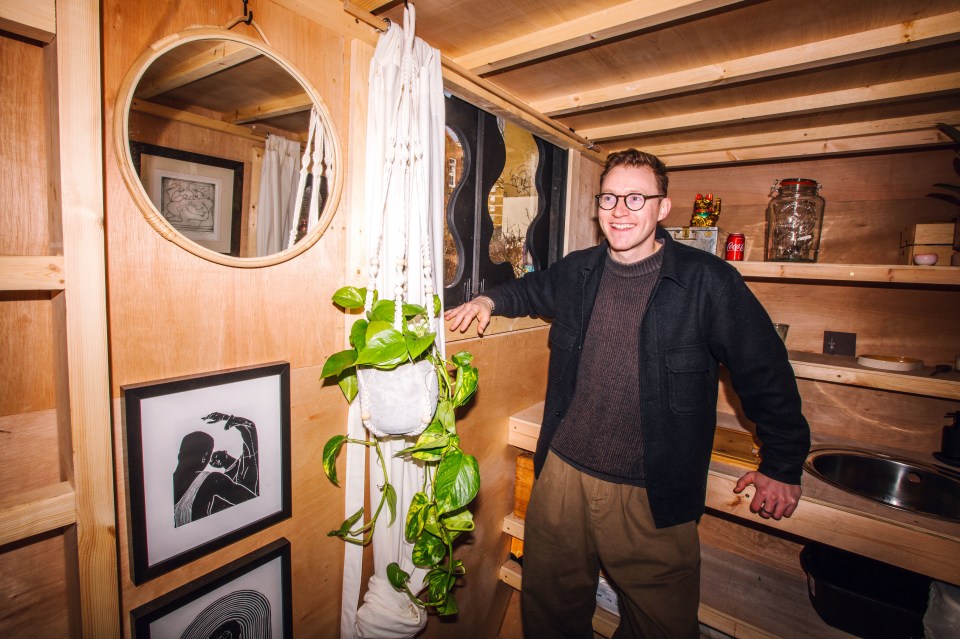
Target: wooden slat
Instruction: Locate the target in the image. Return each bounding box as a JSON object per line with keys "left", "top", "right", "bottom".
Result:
{"left": 52, "top": 0, "right": 120, "bottom": 635}
{"left": 229, "top": 93, "right": 313, "bottom": 124}
{"left": 133, "top": 41, "right": 261, "bottom": 99}
{"left": 131, "top": 98, "right": 269, "bottom": 142}
{"left": 642, "top": 112, "right": 960, "bottom": 159}
{"left": 0, "top": 482, "right": 76, "bottom": 546}
{"left": 535, "top": 12, "right": 960, "bottom": 115}
{"left": 731, "top": 261, "right": 960, "bottom": 287}
{"left": 0, "top": 255, "right": 65, "bottom": 290}
{"left": 788, "top": 351, "right": 960, "bottom": 401}
{"left": 0, "top": 0, "right": 55, "bottom": 43}
{"left": 656, "top": 128, "right": 956, "bottom": 167}
{"left": 579, "top": 72, "right": 960, "bottom": 141}
{"left": 455, "top": 0, "right": 748, "bottom": 76}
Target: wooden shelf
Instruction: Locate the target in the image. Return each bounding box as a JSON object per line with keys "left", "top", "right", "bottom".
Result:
{"left": 0, "top": 255, "right": 66, "bottom": 291}
{"left": 0, "top": 0, "right": 56, "bottom": 43}
{"left": 788, "top": 350, "right": 960, "bottom": 400}
{"left": 0, "top": 482, "right": 76, "bottom": 546}
{"left": 732, "top": 261, "right": 960, "bottom": 286}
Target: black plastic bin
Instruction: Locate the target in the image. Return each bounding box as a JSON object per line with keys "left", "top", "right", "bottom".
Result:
{"left": 799, "top": 542, "right": 931, "bottom": 638}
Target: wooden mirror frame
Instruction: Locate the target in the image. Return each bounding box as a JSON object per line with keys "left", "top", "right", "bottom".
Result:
{"left": 114, "top": 28, "right": 343, "bottom": 268}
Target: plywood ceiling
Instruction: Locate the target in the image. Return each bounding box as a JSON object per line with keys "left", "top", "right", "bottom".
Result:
{"left": 367, "top": 0, "right": 960, "bottom": 166}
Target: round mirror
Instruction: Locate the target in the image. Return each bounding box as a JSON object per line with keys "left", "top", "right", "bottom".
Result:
{"left": 115, "top": 28, "right": 343, "bottom": 267}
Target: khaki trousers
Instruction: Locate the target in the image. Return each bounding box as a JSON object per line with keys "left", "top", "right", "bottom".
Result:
{"left": 521, "top": 452, "right": 701, "bottom": 639}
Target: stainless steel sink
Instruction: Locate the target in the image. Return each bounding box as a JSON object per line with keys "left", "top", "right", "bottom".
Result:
{"left": 804, "top": 447, "right": 960, "bottom": 523}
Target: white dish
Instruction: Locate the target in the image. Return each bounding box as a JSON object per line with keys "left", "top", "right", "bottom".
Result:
{"left": 856, "top": 354, "right": 924, "bottom": 372}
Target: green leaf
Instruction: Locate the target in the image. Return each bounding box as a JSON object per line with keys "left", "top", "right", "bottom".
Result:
{"left": 338, "top": 370, "right": 358, "bottom": 403}
{"left": 332, "top": 286, "right": 366, "bottom": 309}
{"left": 437, "top": 592, "right": 458, "bottom": 616}
{"left": 321, "top": 349, "right": 358, "bottom": 379}
{"left": 435, "top": 400, "right": 455, "bottom": 434}
{"left": 369, "top": 299, "right": 396, "bottom": 323}
{"left": 397, "top": 433, "right": 449, "bottom": 457}
{"left": 427, "top": 568, "right": 456, "bottom": 605}
{"left": 384, "top": 482, "right": 397, "bottom": 526}
{"left": 365, "top": 320, "right": 394, "bottom": 342}
{"left": 322, "top": 435, "right": 347, "bottom": 485}
{"left": 356, "top": 326, "right": 407, "bottom": 366}
{"left": 451, "top": 351, "right": 474, "bottom": 367}
{"left": 405, "top": 331, "right": 436, "bottom": 360}
{"left": 435, "top": 448, "right": 480, "bottom": 514}
{"left": 452, "top": 365, "right": 478, "bottom": 408}
{"left": 402, "top": 303, "right": 427, "bottom": 318}
{"left": 433, "top": 295, "right": 442, "bottom": 317}
{"left": 387, "top": 562, "right": 410, "bottom": 590}
{"left": 412, "top": 530, "right": 447, "bottom": 567}
{"left": 423, "top": 503, "right": 441, "bottom": 537}
{"left": 329, "top": 506, "right": 364, "bottom": 538}
{"left": 349, "top": 319, "right": 369, "bottom": 350}
{"left": 405, "top": 492, "right": 429, "bottom": 540}
{"left": 440, "top": 506, "right": 475, "bottom": 532}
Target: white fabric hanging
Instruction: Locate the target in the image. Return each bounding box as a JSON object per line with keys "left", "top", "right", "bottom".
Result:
{"left": 340, "top": 5, "right": 446, "bottom": 638}
{"left": 255, "top": 133, "right": 301, "bottom": 256}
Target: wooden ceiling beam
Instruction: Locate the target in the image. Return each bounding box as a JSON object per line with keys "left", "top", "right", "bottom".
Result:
{"left": 0, "top": 0, "right": 55, "bottom": 43}
{"left": 229, "top": 94, "right": 314, "bottom": 124}
{"left": 454, "top": 0, "right": 748, "bottom": 76}
{"left": 627, "top": 111, "right": 960, "bottom": 160}
{"left": 133, "top": 41, "right": 262, "bottom": 99}
{"left": 654, "top": 128, "right": 956, "bottom": 167}
{"left": 579, "top": 72, "right": 960, "bottom": 141}
{"left": 537, "top": 12, "right": 960, "bottom": 116}
{"left": 131, "top": 99, "right": 268, "bottom": 142}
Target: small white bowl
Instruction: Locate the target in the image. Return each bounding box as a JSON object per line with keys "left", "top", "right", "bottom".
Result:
{"left": 913, "top": 253, "right": 938, "bottom": 266}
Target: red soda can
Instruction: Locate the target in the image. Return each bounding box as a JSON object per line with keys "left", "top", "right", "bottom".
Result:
{"left": 725, "top": 233, "right": 745, "bottom": 261}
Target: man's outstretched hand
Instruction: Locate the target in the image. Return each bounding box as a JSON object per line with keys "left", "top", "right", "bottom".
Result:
{"left": 444, "top": 295, "right": 495, "bottom": 336}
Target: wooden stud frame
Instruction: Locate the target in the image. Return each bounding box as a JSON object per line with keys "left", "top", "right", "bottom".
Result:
{"left": 113, "top": 27, "right": 344, "bottom": 268}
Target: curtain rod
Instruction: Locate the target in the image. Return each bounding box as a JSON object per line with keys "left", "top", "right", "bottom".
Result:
{"left": 341, "top": 0, "right": 600, "bottom": 153}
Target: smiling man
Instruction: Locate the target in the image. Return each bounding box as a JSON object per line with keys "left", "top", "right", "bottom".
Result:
{"left": 445, "top": 149, "right": 810, "bottom": 638}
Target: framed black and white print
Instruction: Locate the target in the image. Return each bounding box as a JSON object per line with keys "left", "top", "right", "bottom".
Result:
{"left": 123, "top": 362, "right": 291, "bottom": 584}
{"left": 130, "top": 141, "right": 244, "bottom": 256}
{"left": 131, "top": 538, "right": 293, "bottom": 639}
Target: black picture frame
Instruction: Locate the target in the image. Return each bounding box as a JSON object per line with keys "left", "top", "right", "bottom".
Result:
{"left": 129, "top": 141, "right": 245, "bottom": 256}
{"left": 130, "top": 538, "right": 293, "bottom": 639}
{"left": 123, "top": 362, "right": 291, "bottom": 584}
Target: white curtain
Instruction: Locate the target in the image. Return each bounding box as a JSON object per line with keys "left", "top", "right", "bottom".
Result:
{"left": 340, "top": 5, "right": 446, "bottom": 638}
{"left": 255, "top": 133, "right": 301, "bottom": 256}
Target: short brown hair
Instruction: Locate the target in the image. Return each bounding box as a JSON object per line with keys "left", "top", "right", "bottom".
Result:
{"left": 599, "top": 149, "right": 668, "bottom": 195}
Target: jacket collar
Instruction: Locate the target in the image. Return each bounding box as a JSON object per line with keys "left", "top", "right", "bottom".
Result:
{"left": 584, "top": 228, "right": 688, "bottom": 288}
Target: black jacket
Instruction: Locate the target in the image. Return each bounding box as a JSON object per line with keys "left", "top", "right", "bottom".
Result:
{"left": 485, "top": 228, "right": 811, "bottom": 528}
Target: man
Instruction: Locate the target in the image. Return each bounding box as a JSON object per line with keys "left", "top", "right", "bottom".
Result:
{"left": 445, "top": 149, "right": 810, "bottom": 638}
{"left": 173, "top": 412, "right": 261, "bottom": 527}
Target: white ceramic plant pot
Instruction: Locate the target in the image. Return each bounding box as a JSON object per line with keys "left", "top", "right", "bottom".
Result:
{"left": 356, "top": 360, "right": 439, "bottom": 437}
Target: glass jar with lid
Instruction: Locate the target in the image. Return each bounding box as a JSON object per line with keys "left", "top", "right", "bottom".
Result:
{"left": 764, "top": 178, "right": 825, "bottom": 262}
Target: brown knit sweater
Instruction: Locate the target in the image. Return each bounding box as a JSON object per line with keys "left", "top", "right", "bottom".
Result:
{"left": 550, "top": 244, "right": 664, "bottom": 485}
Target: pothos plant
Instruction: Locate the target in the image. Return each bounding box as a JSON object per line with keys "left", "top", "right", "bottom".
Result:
{"left": 320, "top": 285, "right": 480, "bottom": 617}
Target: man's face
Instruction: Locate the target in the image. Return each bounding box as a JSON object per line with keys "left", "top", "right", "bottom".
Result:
{"left": 598, "top": 165, "right": 671, "bottom": 263}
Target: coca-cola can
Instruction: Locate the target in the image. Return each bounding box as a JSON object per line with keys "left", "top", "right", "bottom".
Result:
{"left": 725, "top": 233, "right": 745, "bottom": 261}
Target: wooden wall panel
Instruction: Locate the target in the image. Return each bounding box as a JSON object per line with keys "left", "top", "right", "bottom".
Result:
{"left": 565, "top": 151, "right": 603, "bottom": 253}
{"left": 432, "top": 326, "right": 550, "bottom": 639}
{"left": 102, "top": 1, "right": 353, "bottom": 636}
{"left": 0, "top": 534, "right": 70, "bottom": 638}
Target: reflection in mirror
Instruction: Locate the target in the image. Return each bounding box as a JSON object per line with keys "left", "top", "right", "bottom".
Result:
{"left": 488, "top": 120, "right": 539, "bottom": 278}
{"left": 121, "top": 33, "right": 340, "bottom": 265}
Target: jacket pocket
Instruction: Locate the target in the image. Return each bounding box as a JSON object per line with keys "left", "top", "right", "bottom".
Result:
{"left": 547, "top": 322, "right": 577, "bottom": 388}
{"left": 665, "top": 344, "right": 711, "bottom": 415}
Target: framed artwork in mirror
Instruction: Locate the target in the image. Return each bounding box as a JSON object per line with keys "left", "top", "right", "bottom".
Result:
{"left": 130, "top": 538, "right": 292, "bottom": 638}
{"left": 122, "top": 362, "right": 291, "bottom": 584}
{"left": 130, "top": 142, "right": 244, "bottom": 256}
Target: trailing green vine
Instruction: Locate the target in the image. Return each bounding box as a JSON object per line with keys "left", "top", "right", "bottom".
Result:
{"left": 320, "top": 286, "right": 480, "bottom": 616}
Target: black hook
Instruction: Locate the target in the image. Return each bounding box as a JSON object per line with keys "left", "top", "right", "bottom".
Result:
{"left": 242, "top": 0, "right": 253, "bottom": 24}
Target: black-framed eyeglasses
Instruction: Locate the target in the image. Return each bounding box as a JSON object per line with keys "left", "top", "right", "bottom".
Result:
{"left": 595, "top": 192, "right": 666, "bottom": 211}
